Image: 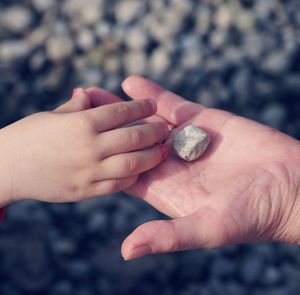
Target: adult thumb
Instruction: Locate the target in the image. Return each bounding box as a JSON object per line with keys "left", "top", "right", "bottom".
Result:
{"left": 121, "top": 210, "right": 228, "bottom": 260}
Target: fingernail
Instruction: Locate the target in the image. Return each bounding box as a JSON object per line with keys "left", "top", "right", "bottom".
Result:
{"left": 72, "top": 88, "right": 83, "bottom": 97}
{"left": 147, "top": 99, "right": 157, "bottom": 113}
{"left": 125, "top": 245, "right": 152, "bottom": 260}
{"left": 160, "top": 143, "right": 168, "bottom": 158}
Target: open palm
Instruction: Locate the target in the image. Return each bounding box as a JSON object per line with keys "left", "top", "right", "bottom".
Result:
{"left": 118, "top": 76, "right": 300, "bottom": 260}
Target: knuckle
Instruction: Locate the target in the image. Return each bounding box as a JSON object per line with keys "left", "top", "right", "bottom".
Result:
{"left": 86, "top": 146, "right": 99, "bottom": 162}
{"left": 112, "top": 178, "right": 126, "bottom": 192}
{"left": 115, "top": 103, "right": 131, "bottom": 120}
{"left": 167, "top": 221, "right": 181, "bottom": 252}
{"left": 78, "top": 113, "right": 94, "bottom": 130}
{"left": 125, "top": 156, "right": 139, "bottom": 174}
{"left": 129, "top": 128, "right": 143, "bottom": 146}
{"left": 138, "top": 100, "right": 152, "bottom": 116}
{"left": 68, "top": 181, "right": 86, "bottom": 200}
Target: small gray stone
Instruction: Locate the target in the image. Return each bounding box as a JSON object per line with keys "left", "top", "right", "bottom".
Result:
{"left": 173, "top": 125, "right": 210, "bottom": 161}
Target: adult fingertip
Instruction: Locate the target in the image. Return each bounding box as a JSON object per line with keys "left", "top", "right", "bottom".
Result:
{"left": 121, "top": 239, "right": 132, "bottom": 260}
{"left": 123, "top": 245, "right": 152, "bottom": 261}
{"left": 122, "top": 75, "right": 141, "bottom": 89}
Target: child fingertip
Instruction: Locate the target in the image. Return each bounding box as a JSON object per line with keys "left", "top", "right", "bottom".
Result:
{"left": 72, "top": 88, "right": 84, "bottom": 97}
{"left": 159, "top": 143, "right": 168, "bottom": 159}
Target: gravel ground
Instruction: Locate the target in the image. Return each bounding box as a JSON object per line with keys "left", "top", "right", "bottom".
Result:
{"left": 1, "top": 0, "right": 300, "bottom": 294}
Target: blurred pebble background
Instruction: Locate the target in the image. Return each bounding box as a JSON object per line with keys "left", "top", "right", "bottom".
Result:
{"left": 0, "top": 0, "right": 300, "bottom": 294}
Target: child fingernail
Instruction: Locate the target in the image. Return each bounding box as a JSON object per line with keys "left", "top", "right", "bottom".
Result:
{"left": 72, "top": 88, "right": 83, "bottom": 97}
{"left": 160, "top": 143, "right": 168, "bottom": 158}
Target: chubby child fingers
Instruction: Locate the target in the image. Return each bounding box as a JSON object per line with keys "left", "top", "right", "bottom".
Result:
{"left": 97, "top": 144, "right": 166, "bottom": 180}
{"left": 92, "top": 175, "right": 139, "bottom": 196}
{"left": 86, "top": 99, "right": 157, "bottom": 132}
{"left": 99, "top": 122, "right": 169, "bottom": 158}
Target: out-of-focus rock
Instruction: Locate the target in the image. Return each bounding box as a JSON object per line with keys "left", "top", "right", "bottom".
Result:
{"left": 63, "top": 0, "right": 104, "bottom": 26}
{"left": 149, "top": 47, "right": 171, "bottom": 76}
{"left": 0, "top": 6, "right": 33, "bottom": 34}
{"left": 124, "top": 51, "right": 147, "bottom": 75}
{"left": 0, "top": 40, "right": 30, "bottom": 63}
{"left": 115, "top": 0, "right": 145, "bottom": 24}
{"left": 32, "top": 0, "right": 56, "bottom": 13}
{"left": 125, "top": 26, "right": 148, "bottom": 50}
{"left": 214, "top": 5, "right": 232, "bottom": 30}
{"left": 46, "top": 35, "right": 74, "bottom": 61}
{"left": 76, "top": 28, "right": 95, "bottom": 51}
{"left": 146, "top": 8, "right": 185, "bottom": 42}
{"left": 261, "top": 50, "right": 291, "bottom": 76}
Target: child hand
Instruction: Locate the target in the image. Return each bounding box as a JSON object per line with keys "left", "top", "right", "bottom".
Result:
{"left": 0, "top": 89, "right": 168, "bottom": 205}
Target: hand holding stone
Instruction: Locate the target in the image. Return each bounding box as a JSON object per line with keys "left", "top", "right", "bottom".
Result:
{"left": 119, "top": 76, "right": 300, "bottom": 260}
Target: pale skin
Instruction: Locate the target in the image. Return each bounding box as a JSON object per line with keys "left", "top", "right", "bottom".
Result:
{"left": 86, "top": 76, "right": 300, "bottom": 260}
{"left": 0, "top": 88, "right": 168, "bottom": 207}
{"left": 1, "top": 77, "right": 300, "bottom": 262}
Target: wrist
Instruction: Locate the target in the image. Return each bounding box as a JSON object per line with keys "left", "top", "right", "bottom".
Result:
{"left": 0, "top": 128, "right": 16, "bottom": 206}
{"left": 274, "top": 140, "right": 300, "bottom": 244}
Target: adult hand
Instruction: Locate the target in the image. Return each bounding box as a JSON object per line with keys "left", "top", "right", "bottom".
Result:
{"left": 120, "top": 76, "right": 300, "bottom": 260}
